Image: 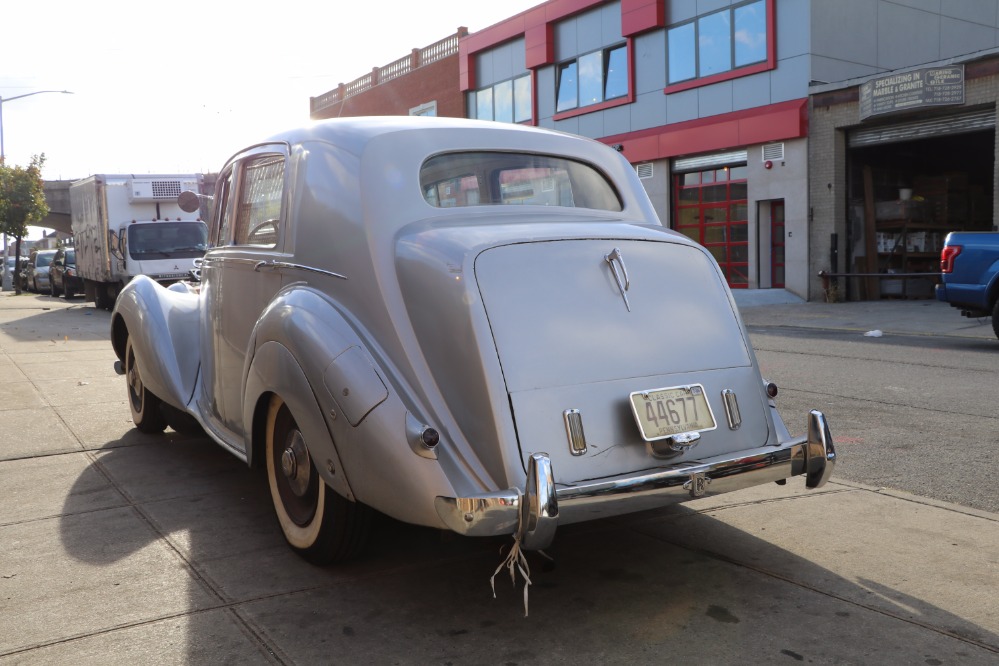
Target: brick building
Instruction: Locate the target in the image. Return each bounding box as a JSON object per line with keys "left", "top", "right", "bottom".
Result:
{"left": 310, "top": 29, "right": 468, "bottom": 120}
{"left": 311, "top": 1, "right": 999, "bottom": 301}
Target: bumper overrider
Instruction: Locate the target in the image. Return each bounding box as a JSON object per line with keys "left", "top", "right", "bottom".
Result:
{"left": 435, "top": 410, "right": 835, "bottom": 551}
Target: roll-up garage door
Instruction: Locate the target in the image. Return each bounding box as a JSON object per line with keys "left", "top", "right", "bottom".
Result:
{"left": 849, "top": 108, "right": 995, "bottom": 147}
{"left": 672, "top": 150, "right": 748, "bottom": 172}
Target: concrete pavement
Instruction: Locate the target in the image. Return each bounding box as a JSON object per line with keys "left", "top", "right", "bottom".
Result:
{"left": 0, "top": 290, "right": 996, "bottom": 664}
{"left": 733, "top": 288, "right": 997, "bottom": 341}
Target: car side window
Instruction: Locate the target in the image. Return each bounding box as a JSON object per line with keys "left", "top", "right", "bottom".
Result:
{"left": 234, "top": 155, "right": 285, "bottom": 247}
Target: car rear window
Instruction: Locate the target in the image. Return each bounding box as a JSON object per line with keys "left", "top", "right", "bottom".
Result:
{"left": 420, "top": 152, "right": 622, "bottom": 212}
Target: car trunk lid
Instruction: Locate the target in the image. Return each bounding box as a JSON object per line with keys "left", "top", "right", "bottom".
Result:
{"left": 474, "top": 238, "right": 769, "bottom": 485}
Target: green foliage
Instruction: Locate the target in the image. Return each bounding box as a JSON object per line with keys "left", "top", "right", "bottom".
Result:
{"left": 0, "top": 154, "right": 49, "bottom": 240}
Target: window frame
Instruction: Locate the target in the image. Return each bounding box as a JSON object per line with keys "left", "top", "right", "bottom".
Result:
{"left": 664, "top": 0, "right": 775, "bottom": 95}
{"left": 469, "top": 73, "right": 534, "bottom": 125}
{"left": 553, "top": 40, "right": 633, "bottom": 121}
{"left": 232, "top": 153, "right": 286, "bottom": 248}
{"left": 420, "top": 150, "right": 623, "bottom": 212}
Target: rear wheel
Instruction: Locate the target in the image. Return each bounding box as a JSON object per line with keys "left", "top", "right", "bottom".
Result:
{"left": 992, "top": 299, "right": 999, "bottom": 341}
{"left": 265, "top": 395, "right": 369, "bottom": 564}
{"left": 50, "top": 277, "right": 61, "bottom": 298}
{"left": 124, "top": 335, "right": 166, "bottom": 433}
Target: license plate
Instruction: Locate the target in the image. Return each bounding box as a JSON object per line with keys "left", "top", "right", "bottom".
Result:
{"left": 629, "top": 384, "right": 716, "bottom": 442}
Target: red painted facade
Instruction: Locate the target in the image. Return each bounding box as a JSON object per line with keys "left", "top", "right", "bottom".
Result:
{"left": 600, "top": 99, "right": 808, "bottom": 163}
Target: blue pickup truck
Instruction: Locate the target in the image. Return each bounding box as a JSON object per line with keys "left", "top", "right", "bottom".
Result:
{"left": 936, "top": 231, "right": 999, "bottom": 340}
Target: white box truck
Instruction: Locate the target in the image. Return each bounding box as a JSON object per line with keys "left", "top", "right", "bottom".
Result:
{"left": 70, "top": 174, "right": 209, "bottom": 309}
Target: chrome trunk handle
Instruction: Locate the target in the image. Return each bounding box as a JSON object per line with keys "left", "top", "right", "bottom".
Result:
{"left": 604, "top": 247, "right": 631, "bottom": 312}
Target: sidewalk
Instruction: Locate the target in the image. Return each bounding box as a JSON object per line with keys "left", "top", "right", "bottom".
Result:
{"left": 734, "top": 288, "right": 996, "bottom": 340}
{"left": 0, "top": 291, "right": 997, "bottom": 664}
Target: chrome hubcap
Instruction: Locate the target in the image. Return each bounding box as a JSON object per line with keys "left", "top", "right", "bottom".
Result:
{"left": 281, "top": 430, "right": 310, "bottom": 497}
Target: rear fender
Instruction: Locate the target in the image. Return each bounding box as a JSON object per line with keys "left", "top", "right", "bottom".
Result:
{"left": 243, "top": 340, "right": 355, "bottom": 502}
{"left": 243, "top": 285, "right": 458, "bottom": 527}
{"left": 110, "top": 275, "right": 200, "bottom": 412}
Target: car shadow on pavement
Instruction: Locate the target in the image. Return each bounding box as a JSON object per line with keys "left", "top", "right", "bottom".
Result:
{"left": 46, "top": 435, "right": 999, "bottom": 664}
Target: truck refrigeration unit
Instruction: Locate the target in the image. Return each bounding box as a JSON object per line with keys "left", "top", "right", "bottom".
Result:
{"left": 70, "top": 174, "right": 209, "bottom": 310}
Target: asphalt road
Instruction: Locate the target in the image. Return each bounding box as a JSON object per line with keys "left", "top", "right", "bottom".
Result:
{"left": 747, "top": 324, "right": 999, "bottom": 513}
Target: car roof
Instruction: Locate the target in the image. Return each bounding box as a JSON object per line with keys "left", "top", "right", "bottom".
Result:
{"left": 255, "top": 116, "right": 597, "bottom": 163}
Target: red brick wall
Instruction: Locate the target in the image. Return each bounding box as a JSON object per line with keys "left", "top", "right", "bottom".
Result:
{"left": 312, "top": 56, "right": 464, "bottom": 119}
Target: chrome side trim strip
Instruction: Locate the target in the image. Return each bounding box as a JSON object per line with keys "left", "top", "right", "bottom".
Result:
{"left": 254, "top": 260, "right": 347, "bottom": 280}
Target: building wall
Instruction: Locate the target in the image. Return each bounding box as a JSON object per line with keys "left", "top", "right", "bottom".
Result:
{"left": 747, "top": 137, "right": 809, "bottom": 294}
{"left": 811, "top": 0, "right": 999, "bottom": 84}
{"left": 474, "top": 38, "right": 528, "bottom": 87}
{"left": 526, "top": 0, "right": 808, "bottom": 138}
{"left": 311, "top": 56, "right": 464, "bottom": 119}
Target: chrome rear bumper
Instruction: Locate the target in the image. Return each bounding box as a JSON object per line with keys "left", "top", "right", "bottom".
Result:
{"left": 435, "top": 410, "right": 835, "bottom": 550}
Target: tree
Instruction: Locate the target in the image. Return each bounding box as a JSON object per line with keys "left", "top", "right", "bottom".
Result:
{"left": 0, "top": 154, "right": 48, "bottom": 294}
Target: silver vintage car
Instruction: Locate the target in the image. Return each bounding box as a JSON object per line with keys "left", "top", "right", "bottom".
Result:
{"left": 111, "top": 117, "right": 835, "bottom": 565}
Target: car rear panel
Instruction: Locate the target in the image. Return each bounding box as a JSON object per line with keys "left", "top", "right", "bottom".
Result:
{"left": 474, "top": 239, "right": 770, "bottom": 484}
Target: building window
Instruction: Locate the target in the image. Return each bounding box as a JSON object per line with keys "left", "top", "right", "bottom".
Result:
{"left": 667, "top": 0, "right": 767, "bottom": 85}
{"left": 469, "top": 74, "right": 532, "bottom": 124}
{"left": 673, "top": 165, "right": 749, "bottom": 288}
{"left": 410, "top": 101, "right": 437, "bottom": 117}
{"left": 556, "top": 44, "right": 628, "bottom": 113}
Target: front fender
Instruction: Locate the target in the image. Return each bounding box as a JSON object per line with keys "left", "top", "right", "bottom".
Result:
{"left": 111, "top": 275, "right": 201, "bottom": 412}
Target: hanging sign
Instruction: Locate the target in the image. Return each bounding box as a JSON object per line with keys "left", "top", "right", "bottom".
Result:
{"left": 859, "top": 65, "right": 964, "bottom": 120}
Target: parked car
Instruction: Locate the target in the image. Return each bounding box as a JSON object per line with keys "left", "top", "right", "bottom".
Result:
{"left": 110, "top": 117, "right": 836, "bottom": 566}
{"left": 48, "top": 246, "right": 83, "bottom": 298}
{"left": 3, "top": 256, "right": 18, "bottom": 288}
{"left": 28, "top": 249, "right": 57, "bottom": 293}
{"left": 937, "top": 231, "right": 999, "bottom": 340}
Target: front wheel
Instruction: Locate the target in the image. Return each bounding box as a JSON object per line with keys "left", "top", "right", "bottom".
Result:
{"left": 124, "top": 335, "right": 166, "bottom": 433}
{"left": 265, "top": 395, "right": 369, "bottom": 564}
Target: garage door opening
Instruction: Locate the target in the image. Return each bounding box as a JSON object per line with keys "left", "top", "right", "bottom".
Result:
{"left": 846, "top": 124, "right": 995, "bottom": 300}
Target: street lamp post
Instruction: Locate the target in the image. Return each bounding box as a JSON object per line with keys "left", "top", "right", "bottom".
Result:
{"left": 0, "top": 89, "right": 73, "bottom": 290}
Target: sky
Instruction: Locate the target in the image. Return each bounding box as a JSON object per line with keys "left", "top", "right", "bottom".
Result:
{"left": 1, "top": 0, "right": 541, "bottom": 236}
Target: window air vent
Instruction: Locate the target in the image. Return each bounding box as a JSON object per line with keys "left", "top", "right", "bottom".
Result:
{"left": 636, "top": 163, "right": 653, "bottom": 179}
{"left": 762, "top": 143, "right": 784, "bottom": 162}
